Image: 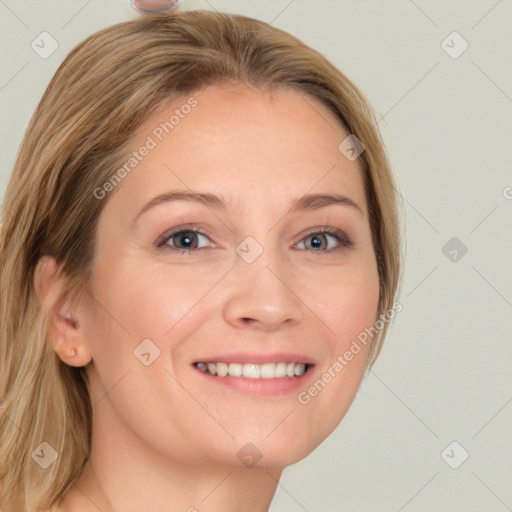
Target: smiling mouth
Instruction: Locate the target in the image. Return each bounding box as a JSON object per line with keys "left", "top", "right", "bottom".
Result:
{"left": 194, "top": 362, "right": 311, "bottom": 379}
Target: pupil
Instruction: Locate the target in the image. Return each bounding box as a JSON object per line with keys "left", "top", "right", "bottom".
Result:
{"left": 178, "top": 232, "right": 196, "bottom": 249}
{"left": 310, "top": 234, "right": 325, "bottom": 250}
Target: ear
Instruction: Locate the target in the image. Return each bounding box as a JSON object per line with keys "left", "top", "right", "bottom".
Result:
{"left": 33, "top": 256, "right": 92, "bottom": 367}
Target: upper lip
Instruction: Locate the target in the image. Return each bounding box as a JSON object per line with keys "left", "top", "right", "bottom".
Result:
{"left": 193, "top": 351, "right": 316, "bottom": 366}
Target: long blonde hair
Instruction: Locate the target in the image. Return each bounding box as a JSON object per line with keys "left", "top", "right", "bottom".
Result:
{"left": 0, "top": 10, "right": 403, "bottom": 511}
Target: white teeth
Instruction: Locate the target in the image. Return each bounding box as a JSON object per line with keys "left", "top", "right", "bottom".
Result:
{"left": 294, "top": 363, "right": 306, "bottom": 376}
{"left": 260, "top": 363, "right": 276, "bottom": 379}
{"left": 195, "top": 361, "right": 309, "bottom": 379}
{"left": 228, "top": 363, "right": 242, "bottom": 377}
{"left": 217, "top": 362, "right": 228, "bottom": 377}
{"left": 242, "top": 364, "right": 260, "bottom": 379}
{"left": 275, "top": 362, "right": 287, "bottom": 378}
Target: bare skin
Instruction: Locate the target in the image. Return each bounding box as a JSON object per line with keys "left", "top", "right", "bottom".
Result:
{"left": 36, "top": 83, "right": 380, "bottom": 512}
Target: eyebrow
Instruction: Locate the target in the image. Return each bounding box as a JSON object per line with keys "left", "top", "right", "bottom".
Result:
{"left": 133, "top": 190, "right": 364, "bottom": 224}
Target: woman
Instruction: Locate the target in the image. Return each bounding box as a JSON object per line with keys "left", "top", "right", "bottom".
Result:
{"left": 0, "top": 9, "right": 402, "bottom": 512}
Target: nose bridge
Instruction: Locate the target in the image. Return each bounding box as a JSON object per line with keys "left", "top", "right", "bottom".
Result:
{"left": 221, "top": 233, "right": 304, "bottom": 330}
{"left": 235, "top": 230, "right": 287, "bottom": 283}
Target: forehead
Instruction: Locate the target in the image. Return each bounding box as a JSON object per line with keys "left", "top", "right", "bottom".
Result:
{"left": 104, "top": 83, "right": 367, "bottom": 216}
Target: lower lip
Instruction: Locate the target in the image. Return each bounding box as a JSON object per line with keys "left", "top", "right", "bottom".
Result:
{"left": 193, "top": 365, "right": 315, "bottom": 396}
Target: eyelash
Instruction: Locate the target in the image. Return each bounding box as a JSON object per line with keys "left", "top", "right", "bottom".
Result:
{"left": 155, "top": 225, "right": 354, "bottom": 255}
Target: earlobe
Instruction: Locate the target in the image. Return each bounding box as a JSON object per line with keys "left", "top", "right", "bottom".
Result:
{"left": 33, "top": 255, "right": 92, "bottom": 367}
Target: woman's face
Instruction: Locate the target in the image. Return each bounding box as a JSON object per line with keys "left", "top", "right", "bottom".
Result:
{"left": 78, "top": 83, "right": 380, "bottom": 469}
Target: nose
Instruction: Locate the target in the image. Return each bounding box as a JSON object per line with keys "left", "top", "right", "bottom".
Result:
{"left": 222, "top": 247, "right": 304, "bottom": 331}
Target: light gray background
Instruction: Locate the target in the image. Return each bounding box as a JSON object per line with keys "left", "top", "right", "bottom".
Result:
{"left": 1, "top": 1, "right": 511, "bottom": 511}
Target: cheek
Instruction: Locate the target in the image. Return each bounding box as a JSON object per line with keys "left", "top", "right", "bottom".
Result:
{"left": 308, "top": 262, "right": 381, "bottom": 348}
{"left": 293, "top": 274, "right": 379, "bottom": 450}
{"left": 94, "top": 262, "right": 220, "bottom": 345}
{"left": 91, "top": 250, "right": 380, "bottom": 361}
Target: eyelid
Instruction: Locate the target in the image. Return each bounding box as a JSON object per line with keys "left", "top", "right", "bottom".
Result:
{"left": 155, "top": 224, "right": 354, "bottom": 253}
{"left": 155, "top": 224, "right": 216, "bottom": 249}
{"left": 295, "top": 226, "right": 354, "bottom": 251}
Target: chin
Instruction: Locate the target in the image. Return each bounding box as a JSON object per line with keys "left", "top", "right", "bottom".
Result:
{"left": 226, "top": 423, "right": 331, "bottom": 470}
